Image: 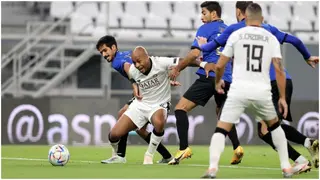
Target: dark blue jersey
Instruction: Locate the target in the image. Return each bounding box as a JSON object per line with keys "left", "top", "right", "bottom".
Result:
{"left": 201, "top": 20, "right": 294, "bottom": 81}
{"left": 192, "top": 20, "right": 232, "bottom": 83}
{"left": 111, "top": 51, "right": 132, "bottom": 79}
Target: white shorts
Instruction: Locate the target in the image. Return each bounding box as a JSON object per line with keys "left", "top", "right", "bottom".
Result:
{"left": 220, "top": 95, "right": 277, "bottom": 124}
{"left": 123, "top": 100, "right": 170, "bottom": 129}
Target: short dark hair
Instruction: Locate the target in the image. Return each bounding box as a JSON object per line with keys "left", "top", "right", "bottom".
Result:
{"left": 96, "top": 35, "right": 117, "bottom": 50}
{"left": 236, "top": 1, "right": 253, "bottom": 14}
{"left": 200, "top": 1, "right": 222, "bottom": 17}
{"left": 246, "top": 3, "right": 262, "bottom": 15}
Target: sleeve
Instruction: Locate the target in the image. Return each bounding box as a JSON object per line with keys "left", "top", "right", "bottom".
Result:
{"left": 282, "top": 33, "right": 311, "bottom": 60}
{"left": 221, "top": 32, "right": 237, "bottom": 58}
{"left": 128, "top": 64, "right": 138, "bottom": 80}
{"left": 191, "top": 25, "right": 208, "bottom": 50}
{"left": 269, "top": 24, "right": 287, "bottom": 44}
{"left": 201, "top": 24, "right": 234, "bottom": 52}
{"left": 215, "top": 25, "right": 234, "bottom": 46}
{"left": 158, "top": 57, "right": 180, "bottom": 69}
{"left": 112, "top": 59, "right": 127, "bottom": 75}
{"left": 269, "top": 24, "right": 311, "bottom": 60}
{"left": 271, "top": 37, "right": 282, "bottom": 59}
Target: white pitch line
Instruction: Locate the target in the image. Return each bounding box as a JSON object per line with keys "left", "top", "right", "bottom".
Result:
{"left": 2, "top": 157, "right": 318, "bottom": 172}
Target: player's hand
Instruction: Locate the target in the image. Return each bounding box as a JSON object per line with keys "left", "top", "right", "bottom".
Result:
{"left": 169, "top": 66, "right": 180, "bottom": 81}
{"left": 170, "top": 80, "right": 181, "bottom": 86}
{"left": 196, "top": 36, "right": 208, "bottom": 47}
{"left": 215, "top": 80, "right": 225, "bottom": 94}
{"left": 204, "top": 63, "right": 216, "bottom": 78}
{"left": 306, "top": 56, "right": 319, "bottom": 68}
{"left": 278, "top": 98, "right": 288, "bottom": 119}
{"left": 132, "top": 83, "right": 142, "bottom": 101}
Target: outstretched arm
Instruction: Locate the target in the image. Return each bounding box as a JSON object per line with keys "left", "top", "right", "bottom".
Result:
{"left": 200, "top": 39, "right": 220, "bottom": 52}
{"left": 198, "top": 25, "right": 234, "bottom": 52}
{"left": 283, "top": 34, "right": 318, "bottom": 68}
{"left": 169, "top": 49, "right": 201, "bottom": 81}
{"left": 270, "top": 25, "right": 318, "bottom": 68}
{"left": 124, "top": 63, "right": 142, "bottom": 100}
{"left": 177, "top": 49, "right": 201, "bottom": 71}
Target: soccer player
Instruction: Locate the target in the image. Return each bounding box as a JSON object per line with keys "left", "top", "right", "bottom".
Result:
{"left": 108, "top": 46, "right": 180, "bottom": 164}
{"left": 197, "top": 1, "right": 319, "bottom": 170}
{"left": 96, "top": 35, "right": 172, "bottom": 164}
{"left": 201, "top": 4, "right": 309, "bottom": 178}
{"left": 168, "top": 1, "right": 243, "bottom": 165}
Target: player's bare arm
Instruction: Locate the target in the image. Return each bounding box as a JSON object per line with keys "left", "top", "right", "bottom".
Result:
{"left": 189, "top": 57, "right": 203, "bottom": 67}
{"left": 203, "top": 63, "right": 216, "bottom": 78}
{"left": 214, "top": 54, "right": 230, "bottom": 94}
{"left": 124, "top": 62, "right": 142, "bottom": 100}
{"left": 169, "top": 49, "right": 200, "bottom": 81}
{"left": 272, "top": 57, "right": 287, "bottom": 118}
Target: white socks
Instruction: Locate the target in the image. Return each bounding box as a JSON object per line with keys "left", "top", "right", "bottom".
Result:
{"left": 209, "top": 133, "right": 226, "bottom": 170}
{"left": 110, "top": 141, "right": 119, "bottom": 157}
{"left": 146, "top": 132, "right": 164, "bottom": 157}
{"left": 270, "top": 126, "right": 291, "bottom": 169}
{"left": 304, "top": 138, "right": 311, "bottom": 148}
{"left": 295, "top": 155, "right": 308, "bottom": 164}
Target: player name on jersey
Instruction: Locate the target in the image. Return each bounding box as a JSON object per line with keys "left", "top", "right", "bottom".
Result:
{"left": 239, "top": 33, "right": 269, "bottom": 42}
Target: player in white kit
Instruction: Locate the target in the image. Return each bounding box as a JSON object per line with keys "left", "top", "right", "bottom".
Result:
{"left": 201, "top": 3, "right": 308, "bottom": 178}
{"left": 108, "top": 46, "right": 179, "bottom": 164}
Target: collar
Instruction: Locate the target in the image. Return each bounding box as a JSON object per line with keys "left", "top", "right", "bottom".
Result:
{"left": 209, "top": 19, "right": 224, "bottom": 23}
{"left": 143, "top": 58, "right": 153, "bottom": 76}
{"left": 114, "top": 51, "right": 119, "bottom": 58}
{"left": 249, "top": 24, "right": 261, "bottom": 27}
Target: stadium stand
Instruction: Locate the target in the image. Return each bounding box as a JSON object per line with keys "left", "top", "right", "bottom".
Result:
{"left": 1, "top": 1, "right": 318, "bottom": 98}
{"left": 2, "top": 1, "right": 318, "bottom": 36}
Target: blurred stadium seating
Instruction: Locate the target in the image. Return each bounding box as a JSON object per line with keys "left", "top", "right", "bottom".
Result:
{"left": 2, "top": 1, "right": 318, "bottom": 37}
{"left": 1, "top": 1, "right": 319, "bottom": 98}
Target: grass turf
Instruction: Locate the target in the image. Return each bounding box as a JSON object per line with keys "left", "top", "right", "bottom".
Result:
{"left": 1, "top": 145, "right": 319, "bottom": 179}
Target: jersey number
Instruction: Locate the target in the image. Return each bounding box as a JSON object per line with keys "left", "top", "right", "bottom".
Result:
{"left": 243, "top": 44, "right": 263, "bottom": 72}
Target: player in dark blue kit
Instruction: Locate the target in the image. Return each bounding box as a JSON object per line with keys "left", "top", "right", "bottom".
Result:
{"left": 168, "top": 1, "right": 244, "bottom": 165}
{"left": 197, "top": 1, "right": 319, "bottom": 171}
{"left": 96, "top": 35, "right": 173, "bottom": 164}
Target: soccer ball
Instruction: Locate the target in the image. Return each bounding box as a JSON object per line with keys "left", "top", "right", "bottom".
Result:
{"left": 48, "top": 144, "right": 70, "bottom": 166}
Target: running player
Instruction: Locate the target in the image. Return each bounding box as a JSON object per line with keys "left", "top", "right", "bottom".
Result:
{"left": 108, "top": 46, "right": 179, "bottom": 164}
{"left": 168, "top": 1, "right": 244, "bottom": 165}
{"left": 201, "top": 4, "right": 309, "bottom": 178}
{"left": 197, "top": 1, "right": 319, "bottom": 170}
{"left": 96, "top": 35, "right": 172, "bottom": 164}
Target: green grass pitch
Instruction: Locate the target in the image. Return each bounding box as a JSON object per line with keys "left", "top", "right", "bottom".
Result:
{"left": 2, "top": 145, "right": 319, "bottom": 179}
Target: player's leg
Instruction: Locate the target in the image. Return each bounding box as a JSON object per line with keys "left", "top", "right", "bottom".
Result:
{"left": 168, "top": 97, "right": 195, "bottom": 165}
{"left": 271, "top": 79, "right": 318, "bottom": 168}
{"left": 214, "top": 80, "right": 243, "bottom": 165}
{"left": 135, "top": 124, "right": 172, "bottom": 163}
{"left": 282, "top": 80, "right": 318, "bottom": 168}
{"left": 101, "top": 104, "right": 129, "bottom": 164}
{"left": 103, "top": 114, "right": 137, "bottom": 164}
{"left": 281, "top": 124, "right": 319, "bottom": 168}
{"left": 202, "top": 96, "right": 246, "bottom": 178}
{"left": 175, "top": 97, "right": 196, "bottom": 148}
{"left": 258, "top": 121, "right": 312, "bottom": 173}
{"left": 116, "top": 104, "right": 129, "bottom": 157}
{"left": 144, "top": 107, "right": 168, "bottom": 164}
{"left": 169, "top": 76, "right": 214, "bottom": 165}
{"left": 255, "top": 99, "right": 308, "bottom": 177}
